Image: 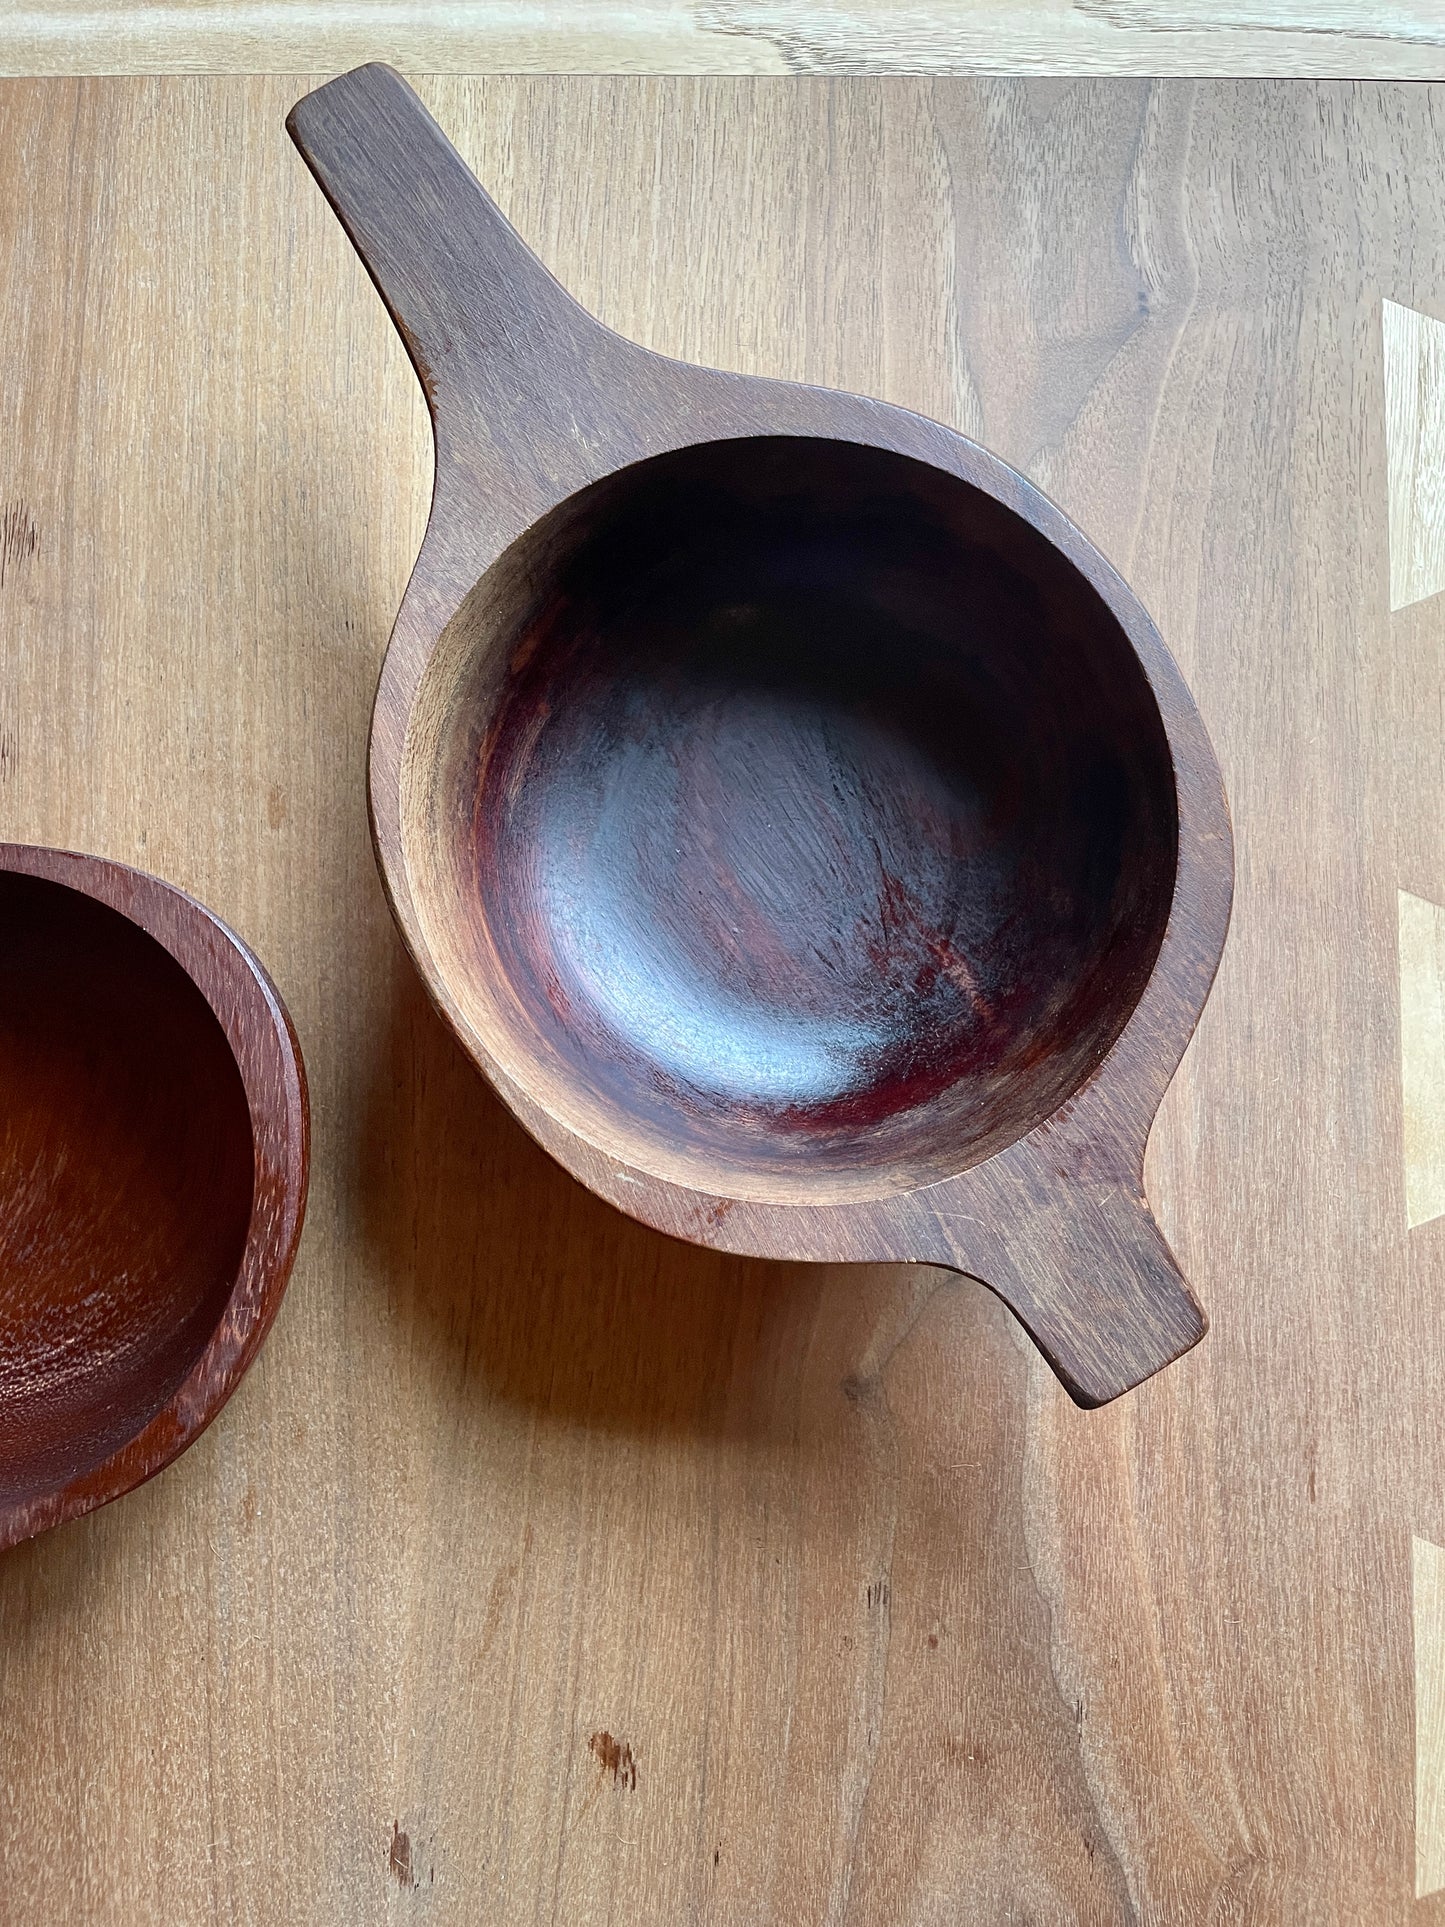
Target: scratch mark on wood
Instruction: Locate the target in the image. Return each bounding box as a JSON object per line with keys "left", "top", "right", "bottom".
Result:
{"left": 0, "top": 501, "right": 38, "bottom": 588}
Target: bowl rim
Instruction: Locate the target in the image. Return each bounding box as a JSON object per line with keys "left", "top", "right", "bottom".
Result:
{"left": 399, "top": 431, "right": 1190, "bottom": 1198}
{"left": 370, "top": 396, "right": 1233, "bottom": 1242}
{"left": 0, "top": 844, "right": 310, "bottom": 1551}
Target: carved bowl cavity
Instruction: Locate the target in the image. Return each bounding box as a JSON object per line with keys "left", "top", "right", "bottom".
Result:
{"left": 0, "top": 853, "right": 307, "bottom": 1545}
{"left": 403, "top": 436, "right": 1179, "bottom": 1204}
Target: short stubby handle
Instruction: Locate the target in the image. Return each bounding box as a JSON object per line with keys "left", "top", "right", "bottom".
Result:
{"left": 916, "top": 1164, "right": 1206, "bottom": 1407}
{"left": 988, "top": 1188, "right": 1204, "bottom": 1407}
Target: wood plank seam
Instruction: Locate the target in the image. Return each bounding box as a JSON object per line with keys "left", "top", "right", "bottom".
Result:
{"left": 7, "top": 3, "right": 1445, "bottom": 78}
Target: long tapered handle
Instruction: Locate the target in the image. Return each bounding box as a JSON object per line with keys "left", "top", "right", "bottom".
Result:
{"left": 286, "top": 64, "right": 623, "bottom": 454}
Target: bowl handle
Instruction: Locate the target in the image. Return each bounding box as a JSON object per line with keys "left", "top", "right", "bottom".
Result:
{"left": 286, "top": 65, "right": 636, "bottom": 477}
{"left": 921, "top": 1170, "right": 1206, "bottom": 1407}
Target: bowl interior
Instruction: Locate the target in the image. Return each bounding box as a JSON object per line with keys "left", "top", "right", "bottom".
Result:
{"left": 405, "top": 436, "right": 1179, "bottom": 1203}
{"left": 0, "top": 872, "right": 254, "bottom": 1507}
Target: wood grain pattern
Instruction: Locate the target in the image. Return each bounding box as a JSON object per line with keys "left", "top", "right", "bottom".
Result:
{"left": 287, "top": 63, "right": 1231, "bottom": 1411}
{"left": 1419, "top": 1537, "right": 1445, "bottom": 1899}
{"left": 1384, "top": 299, "right": 1445, "bottom": 612}
{"left": 0, "top": 844, "right": 309, "bottom": 1549}
{"left": 1400, "top": 889, "right": 1445, "bottom": 1229}
{"left": 8, "top": 1, "right": 1445, "bottom": 78}
{"left": 0, "top": 74, "right": 1441, "bottom": 1922}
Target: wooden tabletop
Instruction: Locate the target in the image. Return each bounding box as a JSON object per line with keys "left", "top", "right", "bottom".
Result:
{"left": 2, "top": 75, "right": 1443, "bottom": 1924}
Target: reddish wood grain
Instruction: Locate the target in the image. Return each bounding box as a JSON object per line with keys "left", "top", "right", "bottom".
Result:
{"left": 0, "top": 843, "right": 309, "bottom": 1547}
{"left": 287, "top": 64, "right": 1232, "bottom": 1406}
{"left": 0, "top": 73, "right": 1437, "bottom": 1927}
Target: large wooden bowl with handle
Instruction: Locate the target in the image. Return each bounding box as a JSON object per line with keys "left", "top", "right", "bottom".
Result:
{"left": 288, "top": 64, "right": 1232, "bottom": 1407}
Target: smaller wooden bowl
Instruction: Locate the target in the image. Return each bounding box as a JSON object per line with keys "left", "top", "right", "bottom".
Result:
{"left": 0, "top": 845, "right": 309, "bottom": 1550}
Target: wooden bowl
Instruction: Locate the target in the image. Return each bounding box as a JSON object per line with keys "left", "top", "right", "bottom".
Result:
{"left": 0, "top": 845, "right": 309, "bottom": 1548}
{"left": 289, "top": 66, "right": 1233, "bottom": 1407}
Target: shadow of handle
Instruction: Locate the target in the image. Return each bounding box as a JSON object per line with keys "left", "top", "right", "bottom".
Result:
{"left": 286, "top": 64, "right": 620, "bottom": 456}
{"left": 939, "top": 1183, "right": 1207, "bottom": 1408}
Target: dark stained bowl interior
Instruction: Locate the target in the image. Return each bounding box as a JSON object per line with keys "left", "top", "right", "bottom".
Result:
{"left": 409, "top": 436, "right": 1179, "bottom": 1203}
{"left": 0, "top": 873, "right": 254, "bottom": 1507}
